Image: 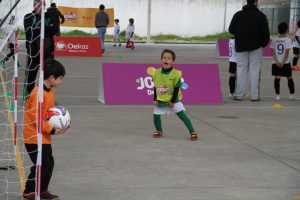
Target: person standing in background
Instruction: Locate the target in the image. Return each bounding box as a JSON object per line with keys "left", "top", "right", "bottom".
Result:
{"left": 229, "top": 0, "right": 270, "bottom": 101}
{"left": 113, "top": 19, "right": 121, "bottom": 47}
{"left": 95, "top": 4, "right": 109, "bottom": 53}
{"left": 291, "top": 21, "right": 300, "bottom": 70}
{"left": 46, "top": 3, "right": 65, "bottom": 36}
{"left": 23, "top": 0, "right": 56, "bottom": 99}
{"left": 126, "top": 18, "right": 135, "bottom": 49}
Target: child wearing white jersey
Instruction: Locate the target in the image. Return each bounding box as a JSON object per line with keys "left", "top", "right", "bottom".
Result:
{"left": 271, "top": 22, "right": 295, "bottom": 100}
{"left": 113, "top": 19, "right": 121, "bottom": 47}
{"left": 228, "top": 38, "right": 237, "bottom": 96}
{"left": 292, "top": 21, "right": 300, "bottom": 70}
{"left": 126, "top": 18, "right": 135, "bottom": 49}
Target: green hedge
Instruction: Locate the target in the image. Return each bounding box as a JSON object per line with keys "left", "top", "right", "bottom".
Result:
{"left": 17, "top": 30, "right": 233, "bottom": 43}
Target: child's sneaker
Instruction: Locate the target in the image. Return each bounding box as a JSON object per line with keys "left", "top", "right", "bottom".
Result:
{"left": 274, "top": 95, "right": 280, "bottom": 101}
{"left": 22, "top": 192, "right": 36, "bottom": 200}
{"left": 190, "top": 131, "right": 198, "bottom": 141}
{"left": 41, "top": 191, "right": 59, "bottom": 200}
{"left": 153, "top": 130, "right": 162, "bottom": 138}
{"left": 292, "top": 66, "right": 300, "bottom": 70}
{"left": 289, "top": 94, "right": 296, "bottom": 100}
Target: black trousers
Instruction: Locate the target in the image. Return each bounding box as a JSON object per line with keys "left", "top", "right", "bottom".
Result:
{"left": 24, "top": 144, "right": 54, "bottom": 193}
{"left": 4, "top": 43, "right": 15, "bottom": 61}
{"left": 24, "top": 45, "right": 54, "bottom": 96}
{"left": 24, "top": 48, "right": 40, "bottom": 96}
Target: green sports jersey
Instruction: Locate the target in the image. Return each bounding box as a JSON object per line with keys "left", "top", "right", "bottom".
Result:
{"left": 153, "top": 67, "right": 182, "bottom": 104}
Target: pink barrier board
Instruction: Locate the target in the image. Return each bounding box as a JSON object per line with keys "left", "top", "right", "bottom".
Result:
{"left": 217, "top": 39, "right": 272, "bottom": 57}
{"left": 98, "top": 63, "right": 223, "bottom": 105}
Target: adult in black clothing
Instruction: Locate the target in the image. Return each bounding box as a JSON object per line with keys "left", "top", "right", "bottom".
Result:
{"left": 46, "top": 3, "right": 65, "bottom": 36}
{"left": 229, "top": 0, "right": 270, "bottom": 101}
{"left": 23, "top": 0, "right": 55, "bottom": 98}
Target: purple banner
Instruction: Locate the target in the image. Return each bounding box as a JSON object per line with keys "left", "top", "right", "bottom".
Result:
{"left": 101, "top": 63, "right": 223, "bottom": 105}
{"left": 217, "top": 39, "right": 272, "bottom": 57}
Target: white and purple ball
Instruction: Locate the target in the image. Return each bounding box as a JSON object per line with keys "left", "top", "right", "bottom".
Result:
{"left": 46, "top": 106, "right": 71, "bottom": 129}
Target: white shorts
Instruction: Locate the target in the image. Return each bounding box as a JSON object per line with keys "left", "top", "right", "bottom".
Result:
{"left": 154, "top": 102, "right": 186, "bottom": 115}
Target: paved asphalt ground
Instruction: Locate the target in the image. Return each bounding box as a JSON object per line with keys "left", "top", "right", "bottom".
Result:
{"left": 1, "top": 43, "right": 300, "bottom": 200}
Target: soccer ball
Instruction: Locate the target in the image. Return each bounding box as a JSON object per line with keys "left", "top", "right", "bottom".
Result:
{"left": 46, "top": 106, "right": 71, "bottom": 129}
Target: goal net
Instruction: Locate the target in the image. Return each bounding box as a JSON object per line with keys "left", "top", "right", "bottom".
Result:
{"left": 1, "top": 0, "right": 45, "bottom": 199}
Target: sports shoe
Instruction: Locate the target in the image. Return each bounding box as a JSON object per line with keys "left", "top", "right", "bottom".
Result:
{"left": 292, "top": 66, "right": 300, "bottom": 70}
{"left": 289, "top": 94, "right": 296, "bottom": 100}
{"left": 113, "top": 44, "right": 117, "bottom": 47}
{"left": 274, "top": 95, "right": 280, "bottom": 101}
{"left": 22, "top": 192, "right": 36, "bottom": 200}
{"left": 228, "top": 93, "right": 233, "bottom": 97}
{"left": 233, "top": 97, "right": 243, "bottom": 101}
{"left": 41, "top": 191, "right": 59, "bottom": 200}
{"left": 190, "top": 131, "right": 198, "bottom": 141}
{"left": 119, "top": 43, "right": 121, "bottom": 47}
{"left": 153, "top": 130, "right": 162, "bottom": 138}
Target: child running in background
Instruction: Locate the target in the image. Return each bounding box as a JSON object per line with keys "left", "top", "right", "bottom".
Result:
{"left": 228, "top": 37, "right": 237, "bottom": 96}
{"left": 126, "top": 18, "right": 135, "bottom": 49}
{"left": 152, "top": 49, "right": 198, "bottom": 141}
{"left": 271, "top": 22, "right": 295, "bottom": 101}
{"left": 113, "top": 19, "right": 121, "bottom": 47}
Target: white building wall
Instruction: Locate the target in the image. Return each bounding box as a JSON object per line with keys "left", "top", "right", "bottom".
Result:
{"left": 15, "top": 0, "right": 244, "bottom": 37}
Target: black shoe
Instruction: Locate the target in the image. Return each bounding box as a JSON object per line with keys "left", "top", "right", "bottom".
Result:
{"left": 119, "top": 43, "right": 121, "bottom": 47}
{"left": 251, "top": 99, "right": 260, "bottom": 102}
{"left": 102, "top": 49, "right": 105, "bottom": 53}
{"left": 41, "top": 191, "right": 59, "bottom": 200}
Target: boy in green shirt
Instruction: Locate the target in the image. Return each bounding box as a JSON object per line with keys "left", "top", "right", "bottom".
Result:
{"left": 152, "top": 49, "right": 198, "bottom": 141}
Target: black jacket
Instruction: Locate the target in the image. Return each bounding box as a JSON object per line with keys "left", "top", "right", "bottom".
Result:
{"left": 46, "top": 7, "right": 65, "bottom": 33}
{"left": 23, "top": 11, "right": 56, "bottom": 59}
{"left": 229, "top": 4, "right": 270, "bottom": 52}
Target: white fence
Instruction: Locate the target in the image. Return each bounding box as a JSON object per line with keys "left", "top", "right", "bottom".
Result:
{"left": 13, "top": 0, "right": 245, "bottom": 37}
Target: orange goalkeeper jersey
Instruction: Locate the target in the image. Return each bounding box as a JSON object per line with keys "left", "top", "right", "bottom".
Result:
{"left": 23, "top": 85, "right": 55, "bottom": 144}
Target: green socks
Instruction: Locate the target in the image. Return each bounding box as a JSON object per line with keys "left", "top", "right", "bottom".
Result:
{"left": 153, "top": 114, "right": 162, "bottom": 131}
{"left": 153, "top": 111, "right": 194, "bottom": 133}
{"left": 176, "top": 111, "right": 195, "bottom": 133}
